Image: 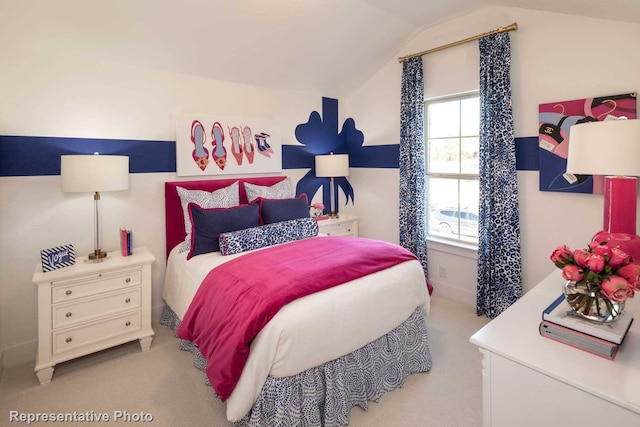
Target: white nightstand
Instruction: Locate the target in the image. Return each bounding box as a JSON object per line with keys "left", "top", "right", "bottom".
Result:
{"left": 317, "top": 214, "right": 359, "bottom": 237}
{"left": 32, "top": 247, "right": 155, "bottom": 384}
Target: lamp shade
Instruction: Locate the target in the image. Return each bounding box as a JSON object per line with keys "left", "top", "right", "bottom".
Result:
{"left": 315, "top": 154, "right": 349, "bottom": 178}
{"left": 567, "top": 119, "right": 640, "bottom": 176}
{"left": 61, "top": 154, "right": 129, "bottom": 193}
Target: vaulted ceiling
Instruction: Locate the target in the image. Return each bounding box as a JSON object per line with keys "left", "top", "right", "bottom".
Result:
{"left": 3, "top": 0, "right": 640, "bottom": 97}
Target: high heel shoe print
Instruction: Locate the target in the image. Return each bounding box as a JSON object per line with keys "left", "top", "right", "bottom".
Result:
{"left": 211, "top": 121, "right": 227, "bottom": 170}
{"left": 191, "top": 120, "right": 209, "bottom": 171}
{"left": 254, "top": 132, "right": 274, "bottom": 158}
{"left": 242, "top": 126, "right": 255, "bottom": 164}
{"left": 228, "top": 125, "right": 243, "bottom": 166}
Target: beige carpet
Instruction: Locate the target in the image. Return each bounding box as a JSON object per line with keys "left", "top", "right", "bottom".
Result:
{"left": 0, "top": 295, "right": 489, "bottom": 426}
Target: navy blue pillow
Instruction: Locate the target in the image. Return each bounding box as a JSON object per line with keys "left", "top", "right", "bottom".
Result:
{"left": 187, "top": 203, "right": 260, "bottom": 259}
{"left": 260, "top": 194, "right": 310, "bottom": 225}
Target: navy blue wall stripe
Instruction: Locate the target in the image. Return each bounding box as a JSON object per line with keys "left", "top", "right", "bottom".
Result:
{"left": 282, "top": 144, "right": 400, "bottom": 169}
{"left": 1, "top": 134, "right": 540, "bottom": 177}
{"left": 0, "top": 135, "right": 175, "bottom": 176}
{"left": 515, "top": 136, "right": 539, "bottom": 171}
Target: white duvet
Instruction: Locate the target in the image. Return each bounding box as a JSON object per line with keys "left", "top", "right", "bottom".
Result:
{"left": 162, "top": 237, "right": 430, "bottom": 422}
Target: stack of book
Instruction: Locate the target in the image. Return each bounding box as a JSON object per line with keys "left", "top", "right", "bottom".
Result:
{"left": 120, "top": 228, "right": 132, "bottom": 257}
{"left": 539, "top": 294, "right": 634, "bottom": 360}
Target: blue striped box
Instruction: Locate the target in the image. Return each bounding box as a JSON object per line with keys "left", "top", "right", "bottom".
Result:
{"left": 41, "top": 244, "right": 76, "bottom": 272}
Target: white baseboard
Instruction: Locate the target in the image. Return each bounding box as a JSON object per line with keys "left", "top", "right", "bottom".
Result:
{"left": 429, "top": 279, "right": 476, "bottom": 309}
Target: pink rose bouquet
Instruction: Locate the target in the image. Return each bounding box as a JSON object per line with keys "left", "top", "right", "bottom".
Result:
{"left": 550, "top": 242, "right": 639, "bottom": 302}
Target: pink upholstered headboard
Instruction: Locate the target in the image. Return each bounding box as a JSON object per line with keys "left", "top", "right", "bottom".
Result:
{"left": 164, "top": 176, "right": 287, "bottom": 258}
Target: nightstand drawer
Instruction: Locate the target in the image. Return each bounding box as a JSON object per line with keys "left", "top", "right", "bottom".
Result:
{"left": 52, "top": 269, "right": 141, "bottom": 303}
{"left": 53, "top": 288, "right": 141, "bottom": 328}
{"left": 322, "top": 223, "right": 355, "bottom": 236}
{"left": 317, "top": 215, "right": 359, "bottom": 237}
{"left": 53, "top": 310, "right": 141, "bottom": 355}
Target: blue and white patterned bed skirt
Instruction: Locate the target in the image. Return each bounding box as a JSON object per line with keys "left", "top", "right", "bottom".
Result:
{"left": 160, "top": 305, "right": 432, "bottom": 427}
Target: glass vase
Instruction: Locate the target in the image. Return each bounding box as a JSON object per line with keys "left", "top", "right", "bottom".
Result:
{"left": 563, "top": 280, "right": 624, "bottom": 323}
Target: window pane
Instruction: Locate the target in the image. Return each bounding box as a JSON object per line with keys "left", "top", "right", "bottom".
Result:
{"left": 425, "top": 93, "right": 479, "bottom": 246}
{"left": 460, "top": 180, "right": 479, "bottom": 209}
{"left": 459, "top": 179, "right": 479, "bottom": 243}
{"left": 428, "top": 138, "right": 459, "bottom": 174}
{"left": 428, "top": 100, "right": 460, "bottom": 138}
{"left": 461, "top": 97, "right": 479, "bottom": 136}
{"left": 427, "top": 177, "right": 459, "bottom": 237}
{"left": 461, "top": 137, "right": 479, "bottom": 175}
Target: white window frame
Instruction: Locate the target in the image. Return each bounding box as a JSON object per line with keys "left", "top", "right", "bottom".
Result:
{"left": 425, "top": 91, "right": 479, "bottom": 249}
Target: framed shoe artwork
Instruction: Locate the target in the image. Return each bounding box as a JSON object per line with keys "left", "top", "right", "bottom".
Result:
{"left": 174, "top": 114, "right": 282, "bottom": 176}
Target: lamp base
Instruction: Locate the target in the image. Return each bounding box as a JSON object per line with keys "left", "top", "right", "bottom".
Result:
{"left": 87, "top": 249, "right": 108, "bottom": 262}
{"left": 592, "top": 230, "right": 640, "bottom": 264}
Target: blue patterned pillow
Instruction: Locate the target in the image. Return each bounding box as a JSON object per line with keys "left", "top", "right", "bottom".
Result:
{"left": 219, "top": 217, "right": 319, "bottom": 256}
{"left": 187, "top": 203, "right": 260, "bottom": 259}
{"left": 177, "top": 182, "right": 240, "bottom": 252}
{"left": 244, "top": 178, "right": 292, "bottom": 203}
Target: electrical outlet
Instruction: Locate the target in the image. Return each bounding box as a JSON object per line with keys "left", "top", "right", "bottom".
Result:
{"left": 439, "top": 266, "right": 447, "bottom": 278}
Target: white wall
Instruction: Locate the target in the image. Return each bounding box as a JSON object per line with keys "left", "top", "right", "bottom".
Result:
{"left": 0, "top": 47, "right": 321, "bottom": 365}
{"left": 344, "top": 6, "right": 640, "bottom": 306}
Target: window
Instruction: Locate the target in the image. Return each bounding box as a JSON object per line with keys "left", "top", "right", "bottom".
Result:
{"left": 425, "top": 93, "right": 479, "bottom": 245}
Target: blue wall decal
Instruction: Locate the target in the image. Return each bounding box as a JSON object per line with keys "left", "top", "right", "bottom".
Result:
{"left": 284, "top": 97, "right": 357, "bottom": 215}
{"left": 0, "top": 135, "right": 175, "bottom": 176}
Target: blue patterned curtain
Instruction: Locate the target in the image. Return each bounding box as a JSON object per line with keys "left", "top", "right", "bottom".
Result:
{"left": 476, "top": 33, "right": 522, "bottom": 318}
{"left": 399, "top": 57, "right": 429, "bottom": 281}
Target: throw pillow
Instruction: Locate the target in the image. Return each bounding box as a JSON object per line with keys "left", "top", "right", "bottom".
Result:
{"left": 187, "top": 202, "right": 259, "bottom": 259}
{"left": 244, "top": 177, "right": 292, "bottom": 203}
{"left": 177, "top": 182, "right": 239, "bottom": 252}
{"left": 219, "top": 217, "right": 319, "bottom": 256}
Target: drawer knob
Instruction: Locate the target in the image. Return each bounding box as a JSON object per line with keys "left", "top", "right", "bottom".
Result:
{"left": 125, "top": 298, "right": 131, "bottom": 303}
{"left": 66, "top": 312, "right": 72, "bottom": 318}
{"left": 125, "top": 321, "right": 131, "bottom": 327}
{"left": 66, "top": 337, "right": 72, "bottom": 343}
{"left": 65, "top": 290, "right": 72, "bottom": 296}
{"left": 347, "top": 228, "right": 351, "bottom": 232}
{"left": 125, "top": 278, "right": 131, "bottom": 283}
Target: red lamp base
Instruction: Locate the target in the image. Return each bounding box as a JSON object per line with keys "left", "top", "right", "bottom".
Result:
{"left": 592, "top": 230, "right": 640, "bottom": 263}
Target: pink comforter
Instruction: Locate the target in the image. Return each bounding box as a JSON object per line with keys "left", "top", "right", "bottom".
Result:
{"left": 176, "top": 236, "right": 420, "bottom": 401}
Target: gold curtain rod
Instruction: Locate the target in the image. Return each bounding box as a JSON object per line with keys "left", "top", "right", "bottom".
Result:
{"left": 397, "top": 22, "right": 518, "bottom": 63}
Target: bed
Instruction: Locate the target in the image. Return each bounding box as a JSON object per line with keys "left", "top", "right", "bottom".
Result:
{"left": 160, "top": 176, "right": 432, "bottom": 426}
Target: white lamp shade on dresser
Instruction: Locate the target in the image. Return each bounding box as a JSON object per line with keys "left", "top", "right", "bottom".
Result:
{"left": 567, "top": 119, "right": 640, "bottom": 176}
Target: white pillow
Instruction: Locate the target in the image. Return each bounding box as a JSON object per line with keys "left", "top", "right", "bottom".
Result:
{"left": 177, "top": 181, "right": 239, "bottom": 251}
{"left": 244, "top": 178, "right": 292, "bottom": 203}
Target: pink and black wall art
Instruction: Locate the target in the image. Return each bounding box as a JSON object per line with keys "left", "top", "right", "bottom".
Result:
{"left": 538, "top": 92, "right": 637, "bottom": 193}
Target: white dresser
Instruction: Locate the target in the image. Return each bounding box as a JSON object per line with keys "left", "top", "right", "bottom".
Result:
{"left": 470, "top": 270, "right": 640, "bottom": 426}
{"left": 317, "top": 214, "right": 359, "bottom": 237}
{"left": 32, "top": 247, "right": 155, "bottom": 384}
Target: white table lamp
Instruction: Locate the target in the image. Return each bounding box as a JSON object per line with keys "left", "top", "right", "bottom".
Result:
{"left": 61, "top": 153, "right": 129, "bottom": 261}
{"left": 315, "top": 153, "right": 349, "bottom": 218}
